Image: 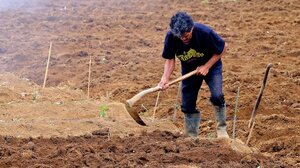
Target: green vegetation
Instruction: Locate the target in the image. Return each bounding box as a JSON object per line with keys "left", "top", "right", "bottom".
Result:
{"left": 206, "top": 132, "right": 216, "bottom": 139}
{"left": 99, "top": 105, "right": 109, "bottom": 118}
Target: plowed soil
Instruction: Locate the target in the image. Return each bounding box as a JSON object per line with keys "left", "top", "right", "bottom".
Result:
{"left": 0, "top": 0, "right": 299, "bottom": 167}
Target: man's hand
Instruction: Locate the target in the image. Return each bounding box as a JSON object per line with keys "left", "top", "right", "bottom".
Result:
{"left": 159, "top": 58, "right": 175, "bottom": 90}
{"left": 196, "top": 65, "right": 209, "bottom": 76}
{"left": 158, "top": 77, "right": 169, "bottom": 90}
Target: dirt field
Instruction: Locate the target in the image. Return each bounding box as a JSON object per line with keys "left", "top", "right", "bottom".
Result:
{"left": 0, "top": 0, "right": 299, "bottom": 167}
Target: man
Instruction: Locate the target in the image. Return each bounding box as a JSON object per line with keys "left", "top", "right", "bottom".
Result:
{"left": 158, "top": 11, "right": 229, "bottom": 138}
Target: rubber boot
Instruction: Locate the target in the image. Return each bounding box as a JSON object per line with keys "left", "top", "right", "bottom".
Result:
{"left": 184, "top": 112, "right": 200, "bottom": 138}
{"left": 214, "top": 105, "right": 229, "bottom": 138}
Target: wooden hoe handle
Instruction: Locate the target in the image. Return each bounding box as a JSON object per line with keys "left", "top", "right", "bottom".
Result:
{"left": 126, "top": 69, "right": 197, "bottom": 107}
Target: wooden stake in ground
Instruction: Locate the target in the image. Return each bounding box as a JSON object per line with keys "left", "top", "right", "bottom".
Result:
{"left": 87, "top": 55, "right": 92, "bottom": 99}
{"left": 246, "top": 63, "right": 273, "bottom": 145}
{"left": 43, "top": 42, "right": 52, "bottom": 88}
{"left": 172, "top": 82, "right": 181, "bottom": 122}
{"left": 152, "top": 91, "right": 161, "bottom": 121}
{"left": 248, "top": 63, "right": 273, "bottom": 128}
{"left": 232, "top": 85, "right": 240, "bottom": 139}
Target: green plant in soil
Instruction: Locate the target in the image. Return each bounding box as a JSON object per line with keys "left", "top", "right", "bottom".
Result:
{"left": 206, "top": 132, "right": 216, "bottom": 139}
{"left": 99, "top": 105, "right": 109, "bottom": 118}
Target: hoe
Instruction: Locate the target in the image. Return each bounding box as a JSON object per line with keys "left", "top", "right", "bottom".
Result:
{"left": 125, "top": 69, "right": 197, "bottom": 126}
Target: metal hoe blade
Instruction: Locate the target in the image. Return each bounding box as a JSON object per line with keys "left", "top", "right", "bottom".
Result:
{"left": 125, "top": 102, "right": 147, "bottom": 126}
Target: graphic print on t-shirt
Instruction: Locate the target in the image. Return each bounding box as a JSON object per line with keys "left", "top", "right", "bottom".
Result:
{"left": 176, "top": 48, "right": 204, "bottom": 62}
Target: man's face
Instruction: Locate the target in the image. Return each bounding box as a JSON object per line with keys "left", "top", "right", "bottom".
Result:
{"left": 180, "top": 27, "right": 193, "bottom": 45}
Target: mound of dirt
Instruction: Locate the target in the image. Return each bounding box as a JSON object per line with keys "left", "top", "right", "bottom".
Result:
{"left": 0, "top": 131, "right": 287, "bottom": 168}
{"left": 0, "top": 73, "right": 180, "bottom": 138}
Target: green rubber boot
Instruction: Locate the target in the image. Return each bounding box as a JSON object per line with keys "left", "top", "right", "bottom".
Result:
{"left": 214, "top": 105, "right": 229, "bottom": 138}
{"left": 184, "top": 112, "right": 200, "bottom": 138}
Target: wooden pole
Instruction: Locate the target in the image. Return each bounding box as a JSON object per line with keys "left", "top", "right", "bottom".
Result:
{"left": 232, "top": 85, "right": 240, "bottom": 139}
{"left": 246, "top": 120, "right": 256, "bottom": 145}
{"left": 246, "top": 63, "right": 273, "bottom": 145}
{"left": 172, "top": 82, "right": 181, "bottom": 122}
{"left": 87, "top": 55, "right": 92, "bottom": 99}
{"left": 248, "top": 63, "right": 273, "bottom": 128}
{"left": 152, "top": 91, "right": 161, "bottom": 121}
{"left": 43, "top": 42, "right": 52, "bottom": 88}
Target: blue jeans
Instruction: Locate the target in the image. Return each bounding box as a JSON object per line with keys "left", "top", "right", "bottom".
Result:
{"left": 181, "top": 60, "right": 225, "bottom": 114}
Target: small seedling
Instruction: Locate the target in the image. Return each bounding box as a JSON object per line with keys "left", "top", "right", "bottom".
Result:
{"left": 99, "top": 105, "right": 109, "bottom": 118}
{"left": 202, "top": 0, "right": 209, "bottom": 4}
{"left": 206, "top": 132, "right": 215, "bottom": 139}
{"left": 139, "top": 111, "right": 147, "bottom": 116}
{"left": 32, "top": 91, "right": 41, "bottom": 101}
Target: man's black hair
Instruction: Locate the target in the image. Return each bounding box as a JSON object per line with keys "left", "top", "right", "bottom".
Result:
{"left": 169, "top": 12, "right": 194, "bottom": 37}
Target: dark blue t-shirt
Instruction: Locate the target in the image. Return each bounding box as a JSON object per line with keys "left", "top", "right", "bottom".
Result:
{"left": 162, "top": 23, "right": 225, "bottom": 71}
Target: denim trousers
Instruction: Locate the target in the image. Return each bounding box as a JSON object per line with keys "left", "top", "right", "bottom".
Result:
{"left": 181, "top": 60, "right": 225, "bottom": 114}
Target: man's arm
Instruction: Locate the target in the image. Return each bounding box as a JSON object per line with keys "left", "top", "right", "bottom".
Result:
{"left": 197, "top": 42, "right": 227, "bottom": 76}
{"left": 158, "top": 58, "right": 175, "bottom": 90}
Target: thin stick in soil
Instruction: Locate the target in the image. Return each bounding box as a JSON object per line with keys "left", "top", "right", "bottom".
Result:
{"left": 152, "top": 91, "right": 161, "bottom": 121}
{"left": 246, "top": 63, "right": 273, "bottom": 145}
{"left": 87, "top": 55, "right": 92, "bottom": 99}
{"left": 173, "top": 82, "right": 181, "bottom": 122}
{"left": 43, "top": 42, "right": 52, "bottom": 88}
{"left": 232, "top": 85, "right": 240, "bottom": 139}
{"left": 248, "top": 63, "right": 273, "bottom": 128}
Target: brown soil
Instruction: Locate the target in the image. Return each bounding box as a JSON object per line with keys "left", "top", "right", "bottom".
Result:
{"left": 0, "top": 0, "right": 299, "bottom": 167}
